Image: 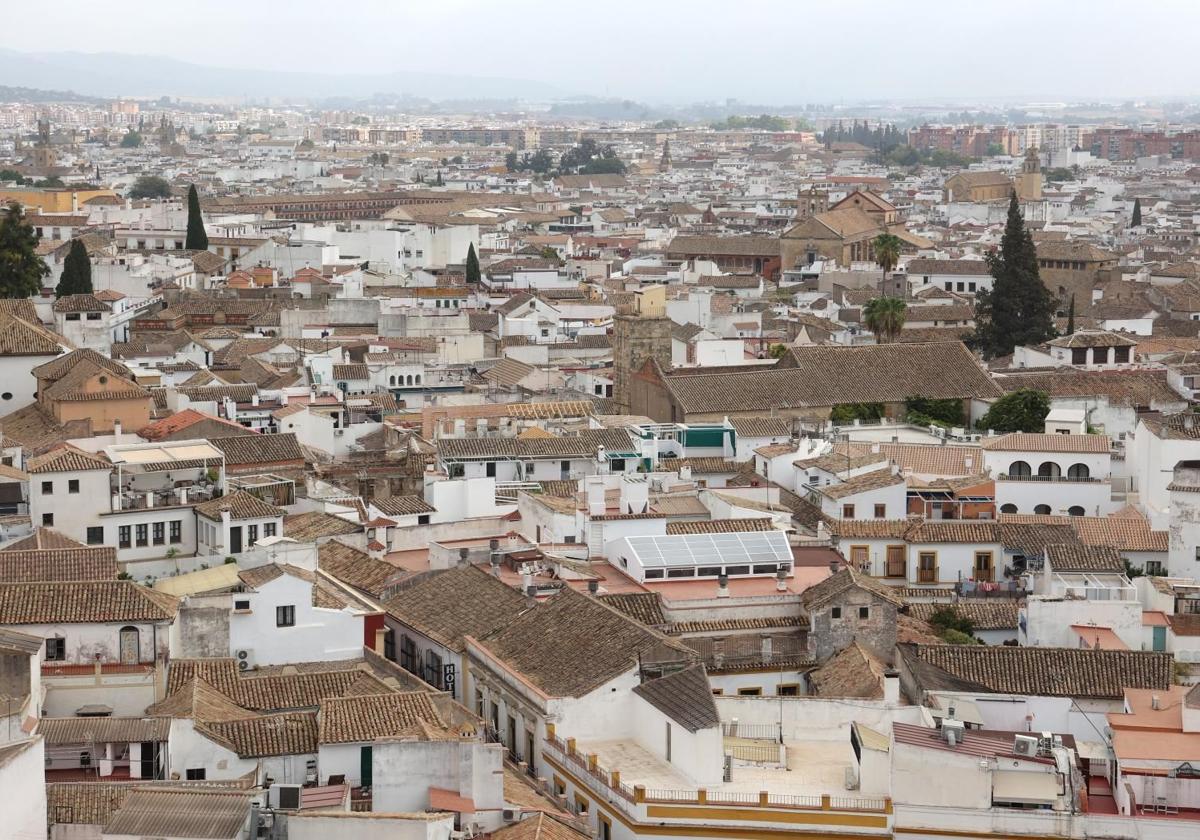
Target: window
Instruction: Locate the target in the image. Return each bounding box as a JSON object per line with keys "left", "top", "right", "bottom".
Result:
{"left": 1067, "top": 463, "right": 1090, "bottom": 480}
{"left": 247, "top": 524, "right": 258, "bottom": 545}
{"left": 1009, "top": 460, "right": 1032, "bottom": 478}
{"left": 119, "top": 526, "right": 131, "bottom": 549}
{"left": 186, "top": 768, "right": 206, "bottom": 781}
{"left": 135, "top": 524, "right": 148, "bottom": 547}
{"left": 599, "top": 813, "right": 613, "bottom": 840}
{"left": 858, "top": 606, "right": 870, "bottom": 619}
{"left": 263, "top": 522, "right": 276, "bottom": 538}
{"left": 1000, "top": 503, "right": 1018, "bottom": 514}
{"left": 842, "top": 504, "right": 856, "bottom": 518}
{"left": 86, "top": 526, "right": 104, "bottom": 545}
{"left": 485, "top": 461, "right": 496, "bottom": 478}
{"left": 778, "top": 683, "right": 800, "bottom": 696}
{"left": 1034, "top": 504, "right": 1052, "bottom": 515}
{"left": 644, "top": 569, "right": 664, "bottom": 579}
{"left": 45, "top": 637, "right": 66, "bottom": 661}
{"left": 169, "top": 520, "right": 182, "bottom": 544}
{"left": 1145, "top": 560, "right": 1164, "bottom": 576}
{"left": 449, "top": 463, "right": 465, "bottom": 479}
{"left": 831, "top": 606, "right": 842, "bottom": 620}
{"left": 424, "top": 649, "right": 444, "bottom": 689}
{"left": 417, "top": 514, "right": 430, "bottom": 525}
{"left": 399, "top": 635, "right": 417, "bottom": 673}
{"left": 1067, "top": 506, "right": 1085, "bottom": 517}
{"left": 234, "top": 599, "right": 251, "bottom": 612}
{"left": 574, "top": 794, "right": 589, "bottom": 816}
{"left": 152, "top": 522, "right": 165, "bottom": 546}
{"left": 974, "top": 551, "right": 994, "bottom": 582}
{"left": 737, "top": 687, "right": 763, "bottom": 696}
{"left": 41, "top": 480, "right": 52, "bottom": 495}
{"left": 553, "top": 776, "right": 566, "bottom": 797}
{"left": 874, "top": 503, "right": 886, "bottom": 518}
{"left": 68, "top": 479, "right": 79, "bottom": 494}
{"left": 276, "top": 605, "right": 295, "bottom": 627}
{"left": 918, "top": 552, "right": 937, "bottom": 583}
{"left": 42, "top": 513, "right": 53, "bottom": 526}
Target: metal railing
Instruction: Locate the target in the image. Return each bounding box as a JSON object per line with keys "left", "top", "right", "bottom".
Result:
{"left": 998, "top": 473, "right": 1100, "bottom": 483}
{"left": 721, "top": 722, "right": 781, "bottom": 741}
{"left": 725, "top": 742, "right": 782, "bottom": 764}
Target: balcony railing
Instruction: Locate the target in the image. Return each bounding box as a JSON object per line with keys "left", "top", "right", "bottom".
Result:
{"left": 998, "top": 474, "right": 1102, "bottom": 483}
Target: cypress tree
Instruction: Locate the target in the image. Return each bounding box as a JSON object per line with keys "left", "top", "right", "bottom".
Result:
{"left": 55, "top": 239, "right": 93, "bottom": 298}
{"left": 0, "top": 202, "right": 50, "bottom": 298}
{"left": 185, "top": 184, "right": 208, "bottom": 250}
{"left": 1131, "top": 197, "right": 1142, "bottom": 227}
{"left": 972, "top": 193, "right": 1057, "bottom": 359}
{"left": 464, "top": 243, "right": 481, "bottom": 285}
{"left": 1066, "top": 295, "right": 1075, "bottom": 335}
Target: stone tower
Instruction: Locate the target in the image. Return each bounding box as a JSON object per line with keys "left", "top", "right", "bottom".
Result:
{"left": 796, "top": 185, "right": 828, "bottom": 220}
{"left": 612, "top": 287, "right": 672, "bottom": 415}
{"left": 1014, "top": 146, "right": 1043, "bottom": 202}
{"left": 29, "top": 119, "right": 56, "bottom": 172}
{"left": 659, "top": 139, "right": 672, "bottom": 172}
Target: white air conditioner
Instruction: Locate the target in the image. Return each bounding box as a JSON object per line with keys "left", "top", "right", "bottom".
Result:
{"left": 501, "top": 808, "right": 519, "bottom": 823}
{"left": 235, "top": 648, "right": 256, "bottom": 671}
{"left": 1014, "top": 734, "right": 1039, "bottom": 756}
{"left": 269, "top": 783, "right": 302, "bottom": 810}
{"left": 334, "top": 429, "right": 344, "bottom": 436}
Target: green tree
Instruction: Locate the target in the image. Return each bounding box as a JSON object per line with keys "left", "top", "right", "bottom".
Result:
{"left": 977, "top": 388, "right": 1051, "bottom": 433}
{"left": 464, "top": 243, "right": 481, "bottom": 285}
{"left": 0, "top": 202, "right": 50, "bottom": 298}
{"left": 985, "top": 142, "right": 1005, "bottom": 156}
{"left": 830, "top": 402, "right": 885, "bottom": 424}
{"left": 35, "top": 176, "right": 65, "bottom": 188}
{"left": 1066, "top": 294, "right": 1075, "bottom": 335}
{"left": 768, "top": 343, "right": 789, "bottom": 359}
{"left": 872, "top": 233, "right": 902, "bottom": 275}
{"left": 1132, "top": 197, "right": 1142, "bottom": 227}
{"left": 129, "top": 175, "right": 172, "bottom": 199}
{"left": 971, "top": 194, "right": 1056, "bottom": 359}
{"left": 185, "top": 184, "right": 208, "bottom": 250}
{"left": 0, "top": 168, "right": 29, "bottom": 185}
{"left": 928, "top": 607, "right": 975, "bottom": 636}
{"left": 119, "top": 130, "right": 143, "bottom": 148}
{"left": 435, "top": 170, "right": 444, "bottom": 186}
{"left": 905, "top": 396, "right": 964, "bottom": 427}
{"left": 55, "top": 238, "right": 93, "bottom": 298}
{"left": 863, "top": 296, "right": 907, "bottom": 343}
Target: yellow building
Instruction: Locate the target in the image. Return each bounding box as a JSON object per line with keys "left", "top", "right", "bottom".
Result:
{"left": 0, "top": 188, "right": 118, "bottom": 214}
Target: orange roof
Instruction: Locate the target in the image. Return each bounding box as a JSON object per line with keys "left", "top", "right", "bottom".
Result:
{"left": 429, "top": 787, "right": 476, "bottom": 813}
{"left": 1142, "top": 610, "right": 1170, "bottom": 627}
{"left": 1109, "top": 687, "right": 1186, "bottom": 732}
{"left": 1071, "top": 625, "right": 1128, "bottom": 650}
{"left": 139, "top": 408, "right": 245, "bottom": 441}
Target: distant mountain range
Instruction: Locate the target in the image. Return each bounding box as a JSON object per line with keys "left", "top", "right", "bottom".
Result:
{"left": 0, "top": 48, "right": 570, "bottom": 102}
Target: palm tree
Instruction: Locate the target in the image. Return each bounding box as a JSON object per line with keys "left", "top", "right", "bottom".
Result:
{"left": 863, "top": 297, "right": 907, "bottom": 343}
{"left": 872, "top": 233, "right": 903, "bottom": 275}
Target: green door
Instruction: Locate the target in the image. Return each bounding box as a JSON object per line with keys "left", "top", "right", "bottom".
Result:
{"left": 360, "top": 745, "right": 373, "bottom": 787}
{"left": 1152, "top": 626, "right": 1167, "bottom": 652}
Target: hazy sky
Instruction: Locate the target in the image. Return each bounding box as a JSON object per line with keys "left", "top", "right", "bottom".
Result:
{"left": 4, "top": 0, "right": 1199, "bottom": 103}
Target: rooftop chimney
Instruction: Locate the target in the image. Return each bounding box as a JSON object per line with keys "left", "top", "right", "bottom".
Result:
{"left": 716, "top": 573, "right": 730, "bottom": 599}
{"left": 587, "top": 580, "right": 599, "bottom": 595}
{"left": 776, "top": 567, "right": 788, "bottom": 592}
{"left": 883, "top": 669, "right": 900, "bottom": 705}
{"left": 458, "top": 547, "right": 469, "bottom": 566}
{"left": 1151, "top": 694, "right": 1161, "bottom": 711}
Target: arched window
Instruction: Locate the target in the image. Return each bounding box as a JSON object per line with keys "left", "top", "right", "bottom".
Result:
{"left": 406, "top": 374, "right": 414, "bottom": 386}
{"left": 1009, "top": 460, "right": 1032, "bottom": 478}
{"left": 1067, "top": 506, "right": 1085, "bottom": 516}
{"left": 1038, "top": 462, "right": 1061, "bottom": 479}
{"left": 389, "top": 375, "right": 396, "bottom": 386}
{"left": 1067, "top": 463, "right": 1090, "bottom": 480}
{"left": 415, "top": 374, "right": 422, "bottom": 385}
{"left": 1000, "top": 503, "right": 1018, "bottom": 514}
{"left": 1034, "top": 504, "right": 1052, "bottom": 515}
{"left": 119, "top": 626, "right": 140, "bottom": 665}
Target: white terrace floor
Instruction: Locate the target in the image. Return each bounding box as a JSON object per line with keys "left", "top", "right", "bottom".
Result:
{"left": 579, "top": 737, "right": 856, "bottom": 797}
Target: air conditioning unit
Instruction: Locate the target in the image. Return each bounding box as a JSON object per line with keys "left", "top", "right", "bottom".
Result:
{"left": 941, "top": 718, "right": 965, "bottom": 746}
{"left": 1014, "top": 734, "right": 1039, "bottom": 756}
{"left": 334, "top": 429, "right": 345, "bottom": 436}
{"left": 269, "top": 783, "right": 302, "bottom": 810}
{"left": 844, "top": 765, "right": 860, "bottom": 790}
{"left": 501, "top": 808, "right": 519, "bottom": 823}
{"left": 235, "top": 649, "right": 256, "bottom": 671}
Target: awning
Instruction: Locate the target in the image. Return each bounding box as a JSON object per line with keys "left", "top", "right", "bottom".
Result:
{"left": 1075, "top": 740, "right": 1113, "bottom": 761}
{"left": 930, "top": 694, "right": 985, "bottom": 727}
{"left": 429, "top": 787, "right": 477, "bottom": 813}
{"left": 992, "top": 770, "right": 1059, "bottom": 806}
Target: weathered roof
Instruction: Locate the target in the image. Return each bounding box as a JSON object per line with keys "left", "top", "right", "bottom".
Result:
{"left": 665, "top": 343, "right": 1001, "bottom": 414}
{"left": 199, "top": 712, "right": 318, "bottom": 758}
{"left": 194, "top": 489, "right": 283, "bottom": 522}
{"left": 371, "top": 496, "right": 437, "bottom": 517}
{"left": 801, "top": 566, "right": 906, "bottom": 610}
{"left": 385, "top": 565, "right": 529, "bottom": 653}
{"left": 39, "top": 716, "right": 170, "bottom": 744}
{"left": 26, "top": 444, "right": 111, "bottom": 474}
{"left": 475, "top": 587, "right": 693, "bottom": 698}
{"left": 902, "top": 643, "right": 1173, "bottom": 699}
{"left": 907, "top": 601, "right": 1020, "bottom": 632}
{"left": 102, "top": 788, "right": 252, "bottom": 840}
{"left": 632, "top": 664, "right": 719, "bottom": 732}
{"left": 0, "top": 312, "right": 63, "bottom": 357}
{"left": 597, "top": 592, "right": 667, "bottom": 627}
{"left": 980, "top": 432, "right": 1111, "bottom": 454}
{"left": 0, "top": 580, "right": 178, "bottom": 624}
{"left": 317, "top": 691, "right": 445, "bottom": 744}
{"left": 1045, "top": 543, "right": 1124, "bottom": 573}
{"left": 210, "top": 433, "right": 305, "bottom": 465}
{"left": 0, "top": 546, "right": 118, "bottom": 582}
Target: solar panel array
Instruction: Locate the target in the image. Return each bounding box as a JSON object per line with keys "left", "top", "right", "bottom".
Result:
{"left": 625, "top": 531, "right": 792, "bottom": 569}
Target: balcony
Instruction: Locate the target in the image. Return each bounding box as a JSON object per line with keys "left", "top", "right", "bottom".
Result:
{"left": 998, "top": 473, "right": 1102, "bottom": 483}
